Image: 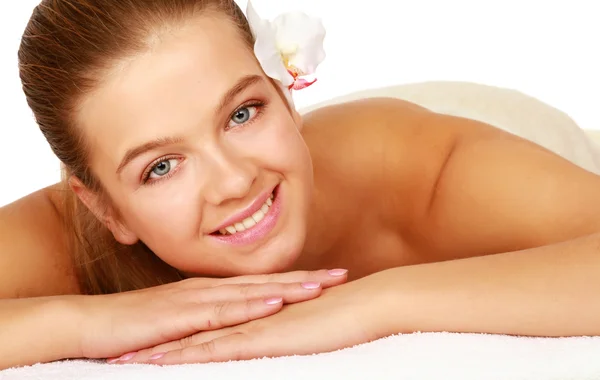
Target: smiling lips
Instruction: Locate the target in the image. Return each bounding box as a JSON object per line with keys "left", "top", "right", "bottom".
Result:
{"left": 210, "top": 186, "right": 281, "bottom": 246}
{"left": 218, "top": 193, "right": 274, "bottom": 235}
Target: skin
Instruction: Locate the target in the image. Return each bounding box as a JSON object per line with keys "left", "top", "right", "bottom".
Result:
{"left": 72, "top": 16, "right": 313, "bottom": 277}
{"left": 3, "top": 12, "right": 600, "bottom": 366}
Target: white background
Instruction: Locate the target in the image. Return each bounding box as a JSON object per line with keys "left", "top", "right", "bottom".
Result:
{"left": 1, "top": 0, "right": 598, "bottom": 206}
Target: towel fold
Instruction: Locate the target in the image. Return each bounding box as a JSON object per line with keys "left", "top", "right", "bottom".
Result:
{"left": 3, "top": 332, "right": 600, "bottom": 380}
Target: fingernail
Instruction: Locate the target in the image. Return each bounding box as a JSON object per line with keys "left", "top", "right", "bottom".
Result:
{"left": 301, "top": 282, "right": 321, "bottom": 289}
{"left": 328, "top": 269, "right": 348, "bottom": 276}
{"left": 264, "top": 297, "right": 283, "bottom": 305}
{"left": 107, "top": 358, "right": 120, "bottom": 364}
{"left": 149, "top": 352, "right": 166, "bottom": 360}
{"left": 118, "top": 352, "right": 137, "bottom": 361}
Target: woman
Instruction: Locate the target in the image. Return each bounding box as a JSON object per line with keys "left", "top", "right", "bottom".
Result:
{"left": 2, "top": 0, "right": 600, "bottom": 369}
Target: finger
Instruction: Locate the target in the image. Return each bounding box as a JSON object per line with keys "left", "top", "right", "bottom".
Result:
{"left": 126, "top": 339, "right": 183, "bottom": 363}
{"left": 131, "top": 315, "right": 240, "bottom": 362}
{"left": 214, "top": 269, "right": 349, "bottom": 289}
{"left": 171, "top": 326, "right": 229, "bottom": 349}
{"left": 197, "top": 296, "right": 288, "bottom": 332}
{"left": 130, "top": 325, "right": 236, "bottom": 363}
{"left": 185, "top": 281, "right": 323, "bottom": 305}
{"left": 107, "top": 298, "right": 279, "bottom": 364}
{"left": 143, "top": 332, "right": 258, "bottom": 365}
{"left": 134, "top": 277, "right": 214, "bottom": 293}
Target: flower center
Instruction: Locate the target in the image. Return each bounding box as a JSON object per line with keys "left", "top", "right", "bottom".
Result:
{"left": 278, "top": 44, "right": 304, "bottom": 77}
{"left": 278, "top": 42, "right": 298, "bottom": 56}
{"left": 286, "top": 65, "right": 301, "bottom": 79}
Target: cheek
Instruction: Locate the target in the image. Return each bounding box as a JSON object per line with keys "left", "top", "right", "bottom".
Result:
{"left": 244, "top": 111, "right": 311, "bottom": 172}
{"left": 271, "top": 124, "right": 313, "bottom": 182}
{"left": 119, "top": 177, "right": 202, "bottom": 244}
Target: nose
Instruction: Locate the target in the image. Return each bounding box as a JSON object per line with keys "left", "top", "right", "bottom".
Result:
{"left": 203, "top": 146, "right": 256, "bottom": 205}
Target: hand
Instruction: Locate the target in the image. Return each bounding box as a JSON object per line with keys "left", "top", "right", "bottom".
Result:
{"left": 127, "top": 270, "right": 390, "bottom": 364}
{"left": 70, "top": 269, "right": 348, "bottom": 361}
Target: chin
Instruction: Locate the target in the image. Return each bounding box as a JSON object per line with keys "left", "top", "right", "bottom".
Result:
{"left": 181, "top": 235, "right": 305, "bottom": 278}
{"left": 219, "top": 225, "right": 309, "bottom": 277}
{"left": 245, "top": 232, "right": 306, "bottom": 274}
{"left": 168, "top": 219, "right": 308, "bottom": 278}
{"left": 206, "top": 182, "right": 310, "bottom": 276}
{"left": 166, "top": 181, "right": 311, "bottom": 277}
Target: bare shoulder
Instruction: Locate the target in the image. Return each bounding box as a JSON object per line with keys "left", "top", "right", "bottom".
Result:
{"left": 300, "top": 97, "right": 460, "bottom": 226}
{"left": 298, "top": 97, "right": 600, "bottom": 262}
{"left": 0, "top": 183, "right": 80, "bottom": 298}
{"left": 301, "top": 97, "right": 432, "bottom": 135}
{"left": 301, "top": 97, "right": 434, "bottom": 178}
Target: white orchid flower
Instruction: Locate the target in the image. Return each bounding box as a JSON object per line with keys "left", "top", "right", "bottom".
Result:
{"left": 246, "top": 1, "right": 326, "bottom": 92}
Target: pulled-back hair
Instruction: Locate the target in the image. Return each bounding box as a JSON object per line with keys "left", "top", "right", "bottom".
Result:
{"left": 18, "top": 0, "right": 255, "bottom": 294}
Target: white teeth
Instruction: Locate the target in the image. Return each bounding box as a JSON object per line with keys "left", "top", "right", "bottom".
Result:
{"left": 217, "top": 192, "right": 274, "bottom": 236}
{"left": 242, "top": 217, "right": 256, "bottom": 229}
{"left": 252, "top": 209, "right": 265, "bottom": 223}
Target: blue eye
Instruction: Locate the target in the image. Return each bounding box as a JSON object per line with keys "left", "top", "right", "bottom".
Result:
{"left": 232, "top": 107, "right": 251, "bottom": 123}
{"left": 228, "top": 105, "right": 259, "bottom": 129}
{"left": 151, "top": 160, "right": 171, "bottom": 177}
{"left": 143, "top": 158, "right": 181, "bottom": 183}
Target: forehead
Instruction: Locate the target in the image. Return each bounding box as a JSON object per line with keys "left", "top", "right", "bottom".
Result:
{"left": 77, "top": 15, "right": 263, "bottom": 165}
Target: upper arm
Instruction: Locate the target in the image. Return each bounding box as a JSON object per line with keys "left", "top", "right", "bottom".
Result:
{"left": 415, "top": 112, "right": 600, "bottom": 258}
{"left": 0, "top": 184, "right": 80, "bottom": 298}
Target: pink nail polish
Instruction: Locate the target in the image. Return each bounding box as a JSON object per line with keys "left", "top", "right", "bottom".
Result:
{"left": 149, "top": 352, "right": 165, "bottom": 360}
{"left": 328, "top": 269, "right": 348, "bottom": 276}
{"left": 264, "top": 297, "right": 283, "bottom": 305}
{"left": 118, "top": 352, "right": 137, "bottom": 361}
{"left": 301, "top": 282, "right": 321, "bottom": 289}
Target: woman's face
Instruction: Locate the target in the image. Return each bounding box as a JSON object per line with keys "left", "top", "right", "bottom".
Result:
{"left": 75, "top": 15, "right": 314, "bottom": 276}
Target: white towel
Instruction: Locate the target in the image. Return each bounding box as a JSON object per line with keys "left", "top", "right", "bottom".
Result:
{"left": 3, "top": 333, "right": 600, "bottom": 380}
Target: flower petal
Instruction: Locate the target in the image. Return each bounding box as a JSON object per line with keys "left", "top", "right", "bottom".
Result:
{"left": 245, "top": 0, "right": 267, "bottom": 38}
{"left": 291, "top": 77, "right": 317, "bottom": 91}
{"left": 254, "top": 27, "right": 295, "bottom": 85}
{"left": 246, "top": 1, "right": 295, "bottom": 86}
{"left": 272, "top": 12, "right": 326, "bottom": 75}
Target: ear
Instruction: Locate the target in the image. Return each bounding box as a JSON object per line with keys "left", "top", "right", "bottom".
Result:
{"left": 68, "top": 176, "right": 139, "bottom": 246}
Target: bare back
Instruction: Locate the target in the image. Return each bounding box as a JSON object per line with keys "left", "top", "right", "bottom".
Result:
{"left": 297, "top": 97, "right": 600, "bottom": 279}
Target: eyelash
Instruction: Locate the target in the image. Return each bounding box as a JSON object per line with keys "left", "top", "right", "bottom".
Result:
{"left": 141, "top": 155, "right": 182, "bottom": 185}
{"left": 140, "top": 100, "right": 267, "bottom": 186}
{"left": 225, "top": 100, "right": 266, "bottom": 131}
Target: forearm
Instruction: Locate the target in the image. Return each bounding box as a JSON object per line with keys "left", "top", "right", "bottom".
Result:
{"left": 0, "top": 296, "right": 82, "bottom": 369}
{"left": 381, "top": 233, "right": 600, "bottom": 337}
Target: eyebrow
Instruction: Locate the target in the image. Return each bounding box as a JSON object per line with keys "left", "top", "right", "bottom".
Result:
{"left": 116, "top": 136, "right": 184, "bottom": 175}
{"left": 216, "top": 74, "right": 264, "bottom": 116}
{"left": 116, "top": 74, "right": 263, "bottom": 175}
